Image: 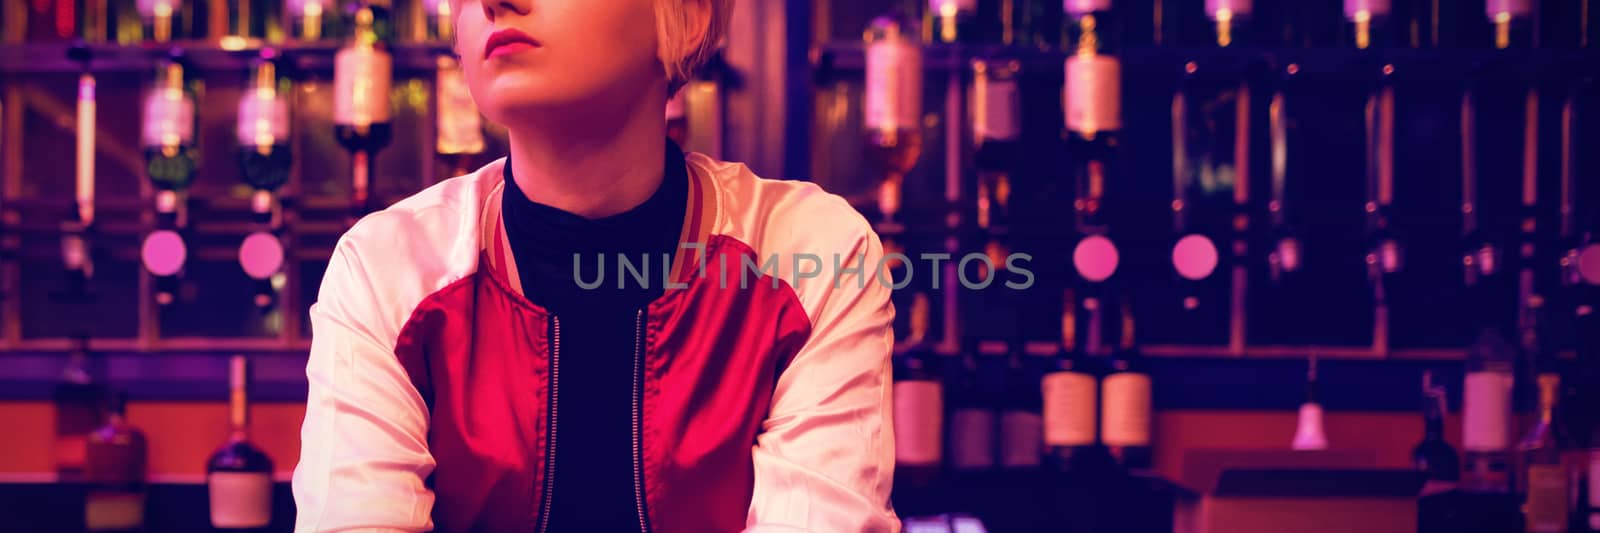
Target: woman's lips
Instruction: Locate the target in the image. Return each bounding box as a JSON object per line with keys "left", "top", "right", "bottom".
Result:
{"left": 485, "top": 28, "right": 540, "bottom": 59}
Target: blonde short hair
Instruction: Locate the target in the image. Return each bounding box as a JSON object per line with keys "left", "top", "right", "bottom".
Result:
{"left": 655, "top": 0, "right": 732, "bottom": 91}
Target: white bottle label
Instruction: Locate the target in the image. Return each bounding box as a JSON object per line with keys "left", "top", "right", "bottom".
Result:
{"left": 334, "top": 46, "right": 394, "bottom": 127}
{"left": 1000, "top": 411, "right": 1042, "bottom": 467}
{"left": 1042, "top": 371, "right": 1097, "bottom": 446}
{"left": 85, "top": 491, "right": 146, "bottom": 531}
{"left": 894, "top": 380, "right": 944, "bottom": 465}
{"left": 1344, "top": 0, "right": 1390, "bottom": 17}
{"left": 1063, "top": 0, "right": 1112, "bottom": 16}
{"left": 1486, "top": 0, "right": 1531, "bottom": 18}
{"left": 236, "top": 93, "right": 290, "bottom": 147}
{"left": 142, "top": 89, "right": 194, "bottom": 147}
{"left": 1205, "top": 0, "right": 1252, "bottom": 17}
{"left": 865, "top": 38, "right": 923, "bottom": 132}
{"left": 1462, "top": 371, "right": 1512, "bottom": 452}
{"left": 950, "top": 409, "right": 995, "bottom": 469}
{"left": 1063, "top": 55, "right": 1121, "bottom": 135}
{"left": 208, "top": 471, "right": 274, "bottom": 528}
{"left": 437, "top": 58, "right": 484, "bottom": 155}
{"left": 1101, "top": 372, "right": 1151, "bottom": 447}
{"left": 973, "top": 78, "right": 1020, "bottom": 142}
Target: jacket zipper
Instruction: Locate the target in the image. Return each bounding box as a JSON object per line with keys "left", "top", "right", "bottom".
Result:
{"left": 632, "top": 309, "right": 652, "bottom": 533}
{"left": 538, "top": 315, "right": 561, "bottom": 533}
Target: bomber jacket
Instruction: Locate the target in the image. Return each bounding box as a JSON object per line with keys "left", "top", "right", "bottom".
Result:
{"left": 291, "top": 152, "right": 899, "bottom": 532}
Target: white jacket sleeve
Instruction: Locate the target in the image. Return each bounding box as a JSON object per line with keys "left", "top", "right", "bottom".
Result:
{"left": 292, "top": 241, "right": 437, "bottom": 533}
{"left": 745, "top": 226, "right": 900, "bottom": 533}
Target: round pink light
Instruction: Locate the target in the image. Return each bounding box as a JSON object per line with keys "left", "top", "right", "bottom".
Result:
{"left": 141, "top": 230, "right": 187, "bottom": 277}
{"left": 1579, "top": 244, "right": 1600, "bottom": 286}
{"left": 1172, "top": 234, "right": 1219, "bottom": 281}
{"left": 239, "top": 232, "right": 285, "bottom": 280}
{"left": 1073, "top": 235, "right": 1119, "bottom": 283}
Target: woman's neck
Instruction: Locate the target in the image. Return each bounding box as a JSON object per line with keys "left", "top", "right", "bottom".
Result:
{"left": 503, "top": 84, "right": 669, "bottom": 220}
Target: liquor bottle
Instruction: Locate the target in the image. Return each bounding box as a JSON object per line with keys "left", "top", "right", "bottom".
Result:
{"left": 1414, "top": 370, "right": 1461, "bottom": 495}
{"left": 85, "top": 393, "right": 148, "bottom": 533}
{"left": 285, "top": 0, "right": 331, "bottom": 40}
{"left": 1488, "top": 0, "right": 1533, "bottom": 48}
{"left": 435, "top": 54, "right": 484, "bottom": 180}
{"left": 1344, "top": 0, "right": 1393, "bottom": 49}
{"left": 238, "top": 49, "right": 291, "bottom": 309}
{"left": 999, "top": 343, "right": 1043, "bottom": 470}
{"left": 55, "top": 335, "right": 104, "bottom": 478}
{"left": 929, "top": 0, "right": 976, "bottom": 42}
{"left": 1291, "top": 354, "right": 1329, "bottom": 451}
{"left": 61, "top": 45, "right": 96, "bottom": 300}
{"left": 863, "top": 11, "right": 922, "bottom": 265}
{"left": 950, "top": 341, "right": 998, "bottom": 470}
{"left": 141, "top": 53, "right": 198, "bottom": 307}
{"left": 1365, "top": 64, "right": 1401, "bottom": 355}
{"left": 1204, "top": 0, "right": 1251, "bottom": 46}
{"left": 1268, "top": 66, "right": 1304, "bottom": 283}
{"left": 334, "top": 5, "right": 394, "bottom": 223}
{"left": 136, "top": 0, "right": 181, "bottom": 42}
{"left": 971, "top": 57, "right": 1020, "bottom": 280}
{"left": 665, "top": 86, "right": 688, "bottom": 147}
{"left": 894, "top": 294, "right": 944, "bottom": 489}
{"left": 1169, "top": 69, "right": 1223, "bottom": 314}
{"left": 1572, "top": 308, "right": 1600, "bottom": 533}
{"left": 207, "top": 355, "right": 275, "bottom": 530}
{"left": 1464, "top": 329, "right": 1517, "bottom": 492}
{"left": 1519, "top": 372, "right": 1572, "bottom": 532}
{"left": 1101, "top": 300, "right": 1151, "bottom": 470}
{"left": 1043, "top": 289, "right": 1108, "bottom": 473}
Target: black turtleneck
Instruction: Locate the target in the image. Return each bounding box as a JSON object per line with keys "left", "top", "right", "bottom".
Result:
{"left": 500, "top": 142, "right": 688, "bottom": 532}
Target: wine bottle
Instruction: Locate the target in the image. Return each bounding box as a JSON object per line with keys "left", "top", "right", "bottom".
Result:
{"left": 62, "top": 45, "right": 96, "bottom": 299}
{"left": 1414, "top": 370, "right": 1462, "bottom": 495}
{"left": 1064, "top": 0, "right": 1121, "bottom": 292}
{"left": 436, "top": 54, "right": 484, "bottom": 180}
{"left": 950, "top": 343, "right": 997, "bottom": 473}
{"left": 136, "top": 0, "right": 181, "bottom": 42}
{"left": 1169, "top": 68, "right": 1223, "bottom": 315}
{"left": 1464, "top": 329, "right": 1517, "bottom": 493}
{"left": 1488, "top": 0, "right": 1533, "bottom": 48}
{"left": 85, "top": 392, "right": 147, "bottom": 533}
{"left": 334, "top": 6, "right": 393, "bottom": 222}
{"left": 1365, "top": 64, "right": 1400, "bottom": 355}
{"left": 1101, "top": 300, "right": 1151, "bottom": 470}
{"left": 999, "top": 343, "right": 1043, "bottom": 470}
{"left": 895, "top": 294, "right": 944, "bottom": 486}
{"left": 284, "top": 0, "right": 330, "bottom": 41}
{"left": 1344, "top": 0, "right": 1394, "bottom": 49}
{"left": 142, "top": 53, "right": 198, "bottom": 307}
{"left": 207, "top": 355, "right": 275, "bottom": 530}
{"left": 55, "top": 335, "right": 104, "bottom": 478}
{"left": 1043, "top": 289, "right": 1107, "bottom": 473}
{"left": 863, "top": 11, "right": 922, "bottom": 264}
{"left": 1204, "top": 0, "right": 1251, "bottom": 46}
{"left": 972, "top": 57, "right": 1020, "bottom": 281}
{"left": 1292, "top": 354, "right": 1329, "bottom": 451}
{"left": 237, "top": 49, "right": 291, "bottom": 308}
{"left": 1520, "top": 373, "right": 1572, "bottom": 532}
{"left": 1268, "top": 67, "right": 1303, "bottom": 283}
{"left": 929, "top": 0, "right": 976, "bottom": 42}
{"left": 1013, "top": 0, "right": 1059, "bottom": 48}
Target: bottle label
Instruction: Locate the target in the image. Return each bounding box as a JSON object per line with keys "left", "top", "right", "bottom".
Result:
{"left": 236, "top": 93, "right": 289, "bottom": 147}
{"left": 1101, "top": 372, "right": 1151, "bottom": 446}
{"left": 208, "top": 471, "right": 274, "bottom": 528}
{"left": 865, "top": 38, "right": 922, "bottom": 132}
{"left": 894, "top": 381, "right": 943, "bottom": 465}
{"left": 1042, "top": 371, "right": 1097, "bottom": 446}
{"left": 930, "top": 0, "right": 978, "bottom": 13}
{"left": 85, "top": 491, "right": 146, "bottom": 531}
{"left": 1344, "top": 0, "right": 1390, "bottom": 17}
{"left": 1486, "top": 0, "right": 1531, "bottom": 18}
{"left": 1000, "top": 411, "right": 1042, "bottom": 467}
{"left": 1064, "top": 55, "right": 1121, "bottom": 135}
{"left": 973, "top": 77, "right": 1020, "bottom": 142}
{"left": 950, "top": 409, "right": 995, "bottom": 469}
{"left": 1462, "top": 372, "right": 1512, "bottom": 452}
{"left": 436, "top": 59, "right": 485, "bottom": 154}
{"left": 334, "top": 46, "right": 394, "bottom": 127}
{"left": 141, "top": 90, "right": 194, "bottom": 147}
{"left": 1523, "top": 465, "right": 1568, "bottom": 532}
{"left": 1063, "top": 0, "right": 1112, "bottom": 16}
{"left": 1205, "top": 0, "right": 1252, "bottom": 17}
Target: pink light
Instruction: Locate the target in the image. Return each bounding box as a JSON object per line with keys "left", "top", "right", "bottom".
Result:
{"left": 1579, "top": 244, "right": 1600, "bottom": 286}
{"left": 1172, "top": 234, "right": 1219, "bottom": 281}
{"left": 1073, "top": 235, "right": 1119, "bottom": 283}
{"left": 239, "top": 232, "right": 285, "bottom": 280}
{"left": 141, "top": 230, "right": 186, "bottom": 277}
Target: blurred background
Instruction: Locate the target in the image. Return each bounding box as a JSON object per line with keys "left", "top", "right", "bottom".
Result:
{"left": 1, "top": 0, "right": 1599, "bottom": 531}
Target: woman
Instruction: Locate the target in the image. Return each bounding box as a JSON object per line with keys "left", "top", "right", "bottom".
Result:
{"left": 291, "top": 0, "right": 898, "bottom": 532}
